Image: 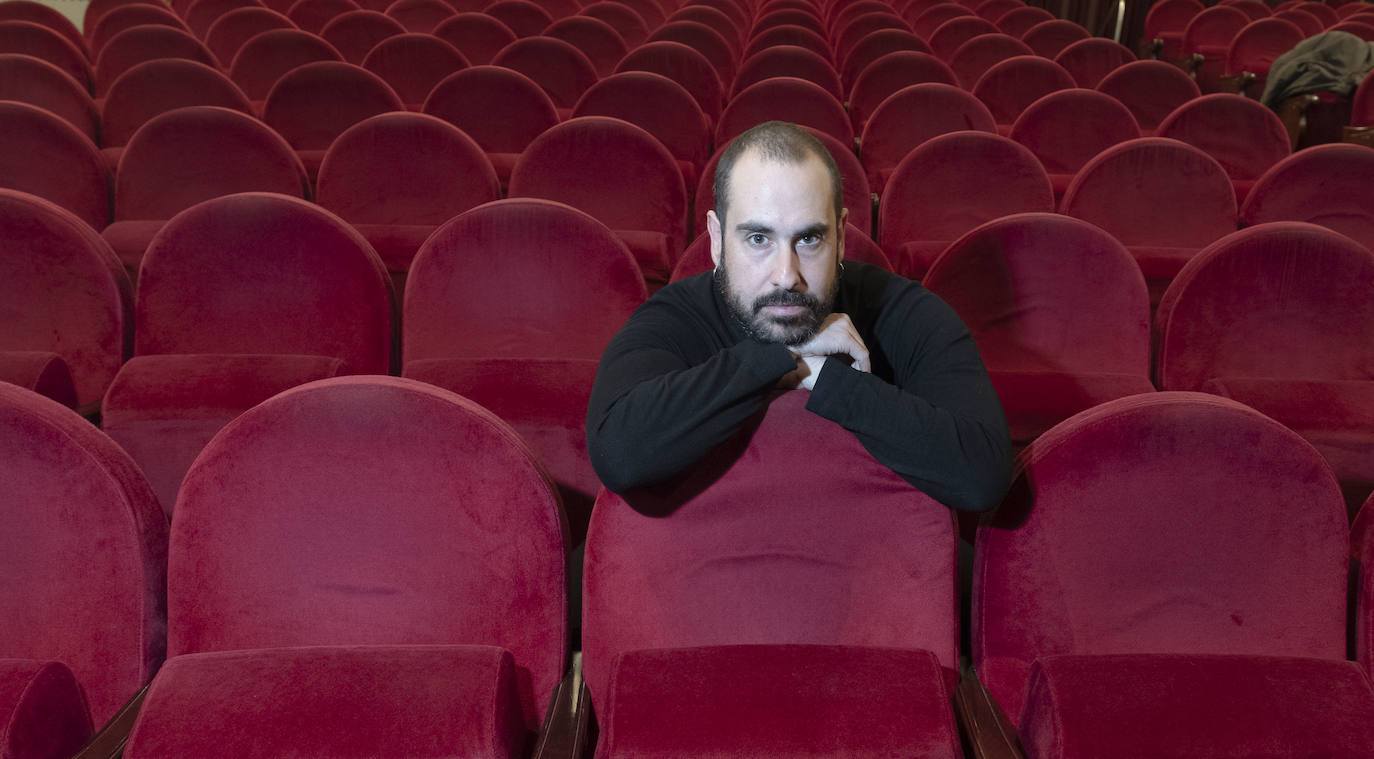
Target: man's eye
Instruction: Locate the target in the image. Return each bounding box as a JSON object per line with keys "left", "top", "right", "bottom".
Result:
{"left": 747, "top": 233, "right": 768, "bottom": 246}
{"left": 799, "top": 234, "right": 821, "bottom": 246}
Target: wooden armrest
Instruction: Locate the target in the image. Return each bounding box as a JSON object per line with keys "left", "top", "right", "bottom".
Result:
{"left": 71, "top": 686, "right": 148, "bottom": 759}
{"left": 1277, "top": 93, "right": 1321, "bottom": 150}
{"left": 1181, "top": 53, "right": 1205, "bottom": 75}
{"left": 532, "top": 656, "right": 594, "bottom": 759}
{"left": 1343, "top": 125, "right": 1374, "bottom": 149}
{"left": 1139, "top": 37, "right": 1163, "bottom": 59}
{"left": 954, "top": 671, "right": 1023, "bottom": 759}
{"left": 1217, "top": 72, "right": 1256, "bottom": 96}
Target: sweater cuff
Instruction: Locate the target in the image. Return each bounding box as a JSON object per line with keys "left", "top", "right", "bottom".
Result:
{"left": 805, "top": 357, "right": 859, "bottom": 422}
{"left": 743, "top": 341, "right": 800, "bottom": 384}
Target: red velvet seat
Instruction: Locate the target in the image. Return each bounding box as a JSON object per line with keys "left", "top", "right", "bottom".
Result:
{"left": 1239, "top": 143, "right": 1374, "bottom": 252}
{"left": 0, "top": 381, "right": 167, "bottom": 750}
{"left": 102, "top": 193, "right": 391, "bottom": 514}
{"left": 649, "top": 20, "right": 738, "bottom": 84}
{"left": 1224, "top": 16, "right": 1303, "bottom": 96}
{"left": 911, "top": 4, "right": 974, "bottom": 42}
{"left": 752, "top": 8, "right": 824, "bottom": 36}
{"left": 1223, "top": 0, "right": 1272, "bottom": 20}
{"left": 834, "top": 0, "right": 894, "bottom": 32}
{"left": 994, "top": 5, "right": 1053, "bottom": 37}
{"left": 1009, "top": 88, "right": 1139, "bottom": 200}
{"left": 838, "top": 27, "right": 930, "bottom": 89}
{"left": 0, "top": 101, "right": 109, "bottom": 232}
{"left": 0, "top": 352, "right": 77, "bottom": 409}
{"left": 669, "top": 222, "right": 894, "bottom": 281}
{"left": 616, "top": 40, "right": 725, "bottom": 125}
{"left": 544, "top": 15, "right": 627, "bottom": 77}
{"left": 0, "top": 53, "right": 99, "bottom": 143}
{"left": 104, "top": 106, "right": 309, "bottom": 269}
{"left": 1143, "top": 0, "right": 1203, "bottom": 61}
{"left": 716, "top": 75, "right": 853, "bottom": 146}
{"left": 88, "top": 3, "right": 187, "bottom": 58}
{"left": 1297, "top": 0, "right": 1340, "bottom": 26}
{"left": 204, "top": 6, "right": 296, "bottom": 66}
{"left": 972, "top": 392, "right": 1374, "bottom": 756}
{"left": 1052, "top": 36, "right": 1135, "bottom": 87}
{"left": 583, "top": 390, "right": 962, "bottom": 758}
{"left": 285, "top": 0, "right": 361, "bottom": 33}
{"left": 359, "top": 31, "right": 466, "bottom": 107}
{"left": 973, "top": 54, "right": 1075, "bottom": 134}
{"left": 384, "top": 0, "right": 454, "bottom": 31}
{"left": 1095, "top": 58, "right": 1200, "bottom": 134}
{"left": 1330, "top": 19, "right": 1374, "bottom": 39}
{"left": 847, "top": 50, "right": 958, "bottom": 132}
{"left": 422, "top": 64, "right": 557, "bottom": 190}
{"left": 1156, "top": 222, "right": 1374, "bottom": 511}
{"left": 0, "top": 189, "right": 131, "bottom": 414}
{"left": 0, "top": 20, "right": 92, "bottom": 93}
{"left": 1353, "top": 66, "right": 1374, "bottom": 126}
{"left": 928, "top": 13, "right": 998, "bottom": 60}
{"left": 100, "top": 59, "right": 254, "bottom": 151}
{"left": 667, "top": 4, "right": 742, "bottom": 51}
{"left": 1275, "top": 7, "right": 1324, "bottom": 36}
{"left": 316, "top": 111, "right": 498, "bottom": 277}
{"left": 948, "top": 31, "right": 1033, "bottom": 87}
{"left": 484, "top": 0, "right": 553, "bottom": 37}
{"left": 319, "top": 8, "right": 405, "bottom": 62}
{"left": 1156, "top": 93, "right": 1290, "bottom": 205}
{"left": 83, "top": 0, "right": 164, "bottom": 41}
{"left": 184, "top": 0, "right": 264, "bottom": 39}
{"left": 1018, "top": 18, "right": 1088, "bottom": 58}
{"left": 924, "top": 213, "right": 1153, "bottom": 443}
{"left": 743, "top": 23, "right": 832, "bottom": 63}
{"left": 93, "top": 24, "right": 219, "bottom": 98}
{"left": 228, "top": 28, "right": 343, "bottom": 101}
{"left": 572, "top": 71, "right": 711, "bottom": 193}
{"left": 732, "top": 44, "right": 843, "bottom": 100}
{"left": 117, "top": 375, "right": 567, "bottom": 759}
{"left": 1182, "top": 4, "right": 1250, "bottom": 92}
{"left": 580, "top": 1, "right": 649, "bottom": 47}
{"left": 975, "top": 0, "right": 1022, "bottom": 22}
{"left": 431, "top": 11, "right": 515, "bottom": 63}
{"left": 263, "top": 60, "right": 403, "bottom": 180}
{"left": 510, "top": 116, "right": 687, "bottom": 288}
{"left": 0, "top": 0, "right": 86, "bottom": 55}
{"left": 860, "top": 82, "right": 997, "bottom": 195}
{"left": 879, "top": 130, "right": 1053, "bottom": 279}
{"left": 490, "top": 35, "right": 596, "bottom": 111}
{"left": 834, "top": 11, "right": 910, "bottom": 62}
{"left": 1060, "top": 137, "right": 1236, "bottom": 305}
{"left": 614, "top": 0, "right": 662, "bottom": 29}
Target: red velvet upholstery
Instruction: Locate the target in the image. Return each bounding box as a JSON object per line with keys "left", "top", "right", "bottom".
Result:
{"left": 544, "top": 16, "right": 627, "bottom": 77}
{"left": 948, "top": 32, "right": 1033, "bottom": 88}
{"left": 913, "top": 4, "right": 974, "bottom": 41}
{"left": 286, "top": 0, "right": 361, "bottom": 33}
{"left": 1182, "top": 5, "right": 1250, "bottom": 92}
{"left": 317, "top": 112, "right": 499, "bottom": 273}
{"left": 1359, "top": 491, "right": 1374, "bottom": 670}
{"left": 1354, "top": 65, "right": 1374, "bottom": 126}
{"left": 0, "top": 659, "right": 92, "bottom": 759}
{"left": 88, "top": 4, "right": 187, "bottom": 58}
{"left": 1020, "top": 654, "right": 1374, "bottom": 758}
{"left": 359, "top": 31, "right": 466, "bottom": 107}
{"left": 1018, "top": 18, "right": 1088, "bottom": 59}
{"left": 1224, "top": 0, "right": 1272, "bottom": 20}
{"left": 839, "top": 27, "right": 930, "bottom": 89}
{"left": 925, "top": 213, "right": 1152, "bottom": 443}
{"left": 431, "top": 12, "right": 515, "bottom": 63}
{"left": 155, "top": 376, "right": 566, "bottom": 730}
{"left": 385, "top": 0, "right": 454, "bottom": 31}
{"left": 753, "top": 8, "right": 824, "bottom": 36}
{"left": 598, "top": 646, "right": 961, "bottom": 759}
{"left": 668, "top": 5, "right": 742, "bottom": 51}
{"left": 860, "top": 82, "right": 996, "bottom": 195}
{"left": 928, "top": 14, "right": 998, "bottom": 60}
{"left": 0, "top": 381, "right": 167, "bottom": 726}
{"left": 995, "top": 5, "right": 1053, "bottom": 37}
{"left": 835, "top": 11, "right": 909, "bottom": 61}
{"left": 973, "top": 392, "right": 1350, "bottom": 731}
{"left": 743, "top": 24, "right": 832, "bottom": 63}
{"left": 0, "top": 189, "right": 131, "bottom": 411}
{"left": 0, "top": 21, "right": 91, "bottom": 93}
{"left": 0, "top": 0, "right": 85, "bottom": 54}
{"left": 582, "top": 390, "right": 960, "bottom": 716}
{"left": 1156, "top": 93, "right": 1290, "bottom": 205}
{"left": 847, "top": 50, "right": 958, "bottom": 131}
{"left": 717, "top": 76, "right": 853, "bottom": 145}
{"left": 614, "top": 0, "right": 661, "bottom": 29}
{"left": 972, "top": 55, "right": 1075, "bottom": 131}
{"left": 649, "top": 20, "right": 739, "bottom": 85}
{"left": 1052, "top": 36, "right": 1135, "bottom": 88}
{"left": 1095, "top": 59, "right": 1201, "bottom": 134}
{"left": 263, "top": 60, "right": 403, "bottom": 179}
{"left": 670, "top": 222, "right": 893, "bottom": 282}
{"left": 1331, "top": 19, "right": 1374, "bottom": 38}
{"left": 975, "top": 0, "right": 1021, "bottom": 22}
{"left": 105, "top": 106, "right": 309, "bottom": 268}
{"left": 1010, "top": 88, "right": 1139, "bottom": 198}
{"left": 101, "top": 59, "right": 254, "bottom": 150}
{"left": 404, "top": 197, "right": 646, "bottom": 362}
{"left": 733, "top": 45, "right": 843, "bottom": 101}
{"left": 489, "top": 35, "right": 596, "bottom": 110}
{"left": 615, "top": 40, "right": 725, "bottom": 124}
{"left": 204, "top": 7, "right": 296, "bottom": 67}
{"left": 509, "top": 117, "right": 687, "bottom": 287}
{"left": 1224, "top": 16, "right": 1303, "bottom": 94}
{"left": 127, "top": 646, "right": 526, "bottom": 758}
{"left": 93, "top": 25, "right": 216, "bottom": 97}
{"left": 422, "top": 65, "right": 556, "bottom": 190}
{"left": 1275, "top": 7, "right": 1324, "bottom": 36}
{"left": 1060, "top": 137, "right": 1237, "bottom": 303}
{"left": 184, "top": 0, "right": 264, "bottom": 39}
{"left": 0, "top": 353, "right": 77, "bottom": 409}
{"left": 572, "top": 71, "right": 711, "bottom": 191}
{"left": 484, "top": 0, "right": 553, "bottom": 37}
{"left": 1239, "top": 143, "right": 1374, "bottom": 252}
{"left": 0, "top": 101, "right": 109, "bottom": 232}
{"left": 319, "top": 8, "right": 405, "bottom": 63}
{"left": 83, "top": 0, "right": 165, "bottom": 40}
{"left": 879, "top": 130, "right": 1053, "bottom": 279}
{"left": 580, "top": 1, "right": 649, "bottom": 47}
{"left": 1297, "top": 0, "right": 1340, "bottom": 26}
{"left": 0, "top": 54, "right": 99, "bottom": 143}
{"left": 228, "top": 28, "right": 343, "bottom": 100}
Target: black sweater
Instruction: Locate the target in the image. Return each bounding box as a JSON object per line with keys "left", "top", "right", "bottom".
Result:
{"left": 586, "top": 262, "right": 1013, "bottom": 512}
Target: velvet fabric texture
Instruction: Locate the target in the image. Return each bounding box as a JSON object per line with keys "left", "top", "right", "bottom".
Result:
{"left": 1053, "top": 37, "right": 1135, "bottom": 88}
{"left": 88, "top": 4, "right": 187, "bottom": 58}
{"left": 615, "top": 41, "right": 725, "bottom": 124}
{"left": 973, "top": 393, "right": 1350, "bottom": 730}
{"left": 1275, "top": 8, "right": 1324, "bottom": 37}
{"left": 125, "top": 646, "right": 526, "bottom": 759}
{"left": 320, "top": 10, "right": 406, "bottom": 64}
{"left": 0, "top": 353, "right": 77, "bottom": 409}
{"left": 1156, "top": 93, "right": 1291, "bottom": 205}
{"left": 404, "top": 197, "right": 646, "bottom": 362}
{"left": 972, "top": 55, "right": 1076, "bottom": 131}
{"left": 184, "top": 0, "right": 261, "bottom": 38}
{"left": 733, "top": 45, "right": 843, "bottom": 100}
{"left": 483, "top": 0, "right": 552, "bottom": 36}
{"left": 1183, "top": 5, "right": 1251, "bottom": 91}
{"left": 1144, "top": 0, "right": 1203, "bottom": 61}
{"left": 163, "top": 377, "right": 566, "bottom": 729}
{"left": 859, "top": 82, "right": 996, "bottom": 195}
{"left": 847, "top": 51, "right": 959, "bottom": 132}
{"left": 490, "top": 36, "right": 596, "bottom": 111}
{"left": 669, "top": 223, "right": 892, "bottom": 282}
{"left": 0, "top": 1, "right": 84, "bottom": 53}
{"left": 0, "top": 101, "right": 109, "bottom": 232}
{"left": 386, "top": 0, "right": 455, "bottom": 32}
{"left": 316, "top": 112, "right": 499, "bottom": 273}
{"left": 572, "top": 72, "right": 711, "bottom": 190}
{"left": 287, "top": 0, "right": 361, "bottom": 34}
{"left": 581, "top": 2, "right": 650, "bottom": 48}
{"left": 93, "top": 25, "right": 216, "bottom": 97}
{"left": 716, "top": 76, "right": 854, "bottom": 146}
{"left": 1020, "top": 654, "right": 1374, "bottom": 758}
{"left": 228, "top": 29, "right": 343, "bottom": 101}
{"left": 509, "top": 117, "right": 687, "bottom": 287}
{"left": 1020, "top": 19, "right": 1090, "bottom": 58}
{"left": 1095, "top": 59, "right": 1201, "bottom": 133}
{"left": 948, "top": 33, "right": 1034, "bottom": 88}
{"left": 583, "top": 391, "right": 959, "bottom": 713}
{"left": 1239, "top": 144, "right": 1374, "bottom": 252}
{"left": 1353, "top": 68, "right": 1374, "bottom": 125}
{"left": 879, "top": 130, "right": 1054, "bottom": 279}
{"left": 0, "top": 188, "right": 131, "bottom": 410}
{"left": 744, "top": 24, "right": 832, "bottom": 65}
{"left": 262, "top": 61, "right": 405, "bottom": 179}
{"left": 924, "top": 213, "right": 1153, "bottom": 443}
{"left": 0, "top": 54, "right": 99, "bottom": 142}
{"left": 1359, "top": 491, "right": 1374, "bottom": 671}
{"left": 0, "top": 660, "right": 93, "bottom": 759}
{"left": 929, "top": 16, "right": 1000, "bottom": 61}
{"left": 1225, "top": 17, "right": 1304, "bottom": 91}
{"left": 840, "top": 28, "right": 929, "bottom": 89}
{"left": 0, "top": 382, "right": 167, "bottom": 726}
{"left": 545, "top": 16, "right": 627, "bottom": 77}
{"left": 835, "top": 12, "right": 908, "bottom": 59}
{"left": 667, "top": 6, "right": 740, "bottom": 51}
{"left": 1060, "top": 137, "right": 1237, "bottom": 301}
{"left": 997, "top": 6, "right": 1056, "bottom": 37}
{"left": 649, "top": 21, "right": 739, "bottom": 85}
{"left": 204, "top": 8, "right": 296, "bottom": 66}
{"left": 1009, "top": 88, "right": 1139, "bottom": 198}
{"left": 0, "top": 21, "right": 91, "bottom": 93}
{"left": 361, "top": 32, "right": 468, "bottom": 107}
{"left": 597, "top": 646, "right": 961, "bottom": 759}
{"left": 100, "top": 59, "right": 255, "bottom": 148}
{"left": 432, "top": 13, "right": 516, "bottom": 64}
{"left": 422, "top": 65, "right": 556, "bottom": 189}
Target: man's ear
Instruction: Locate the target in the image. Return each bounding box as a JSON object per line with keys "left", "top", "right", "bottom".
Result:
{"left": 837, "top": 207, "right": 848, "bottom": 263}
{"left": 706, "top": 210, "right": 723, "bottom": 268}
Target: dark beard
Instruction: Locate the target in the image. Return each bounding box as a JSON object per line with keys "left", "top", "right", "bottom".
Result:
{"left": 715, "top": 263, "right": 837, "bottom": 346}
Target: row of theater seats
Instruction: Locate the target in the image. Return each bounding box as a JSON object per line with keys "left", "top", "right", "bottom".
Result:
{"left": 7, "top": 374, "right": 1374, "bottom": 759}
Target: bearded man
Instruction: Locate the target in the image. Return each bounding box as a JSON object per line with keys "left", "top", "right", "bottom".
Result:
{"left": 585, "top": 121, "right": 1012, "bottom": 512}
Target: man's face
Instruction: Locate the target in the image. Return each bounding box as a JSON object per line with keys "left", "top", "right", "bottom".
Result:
{"left": 707, "top": 150, "right": 846, "bottom": 346}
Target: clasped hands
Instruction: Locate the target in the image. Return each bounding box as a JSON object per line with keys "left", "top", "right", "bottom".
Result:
{"left": 778, "top": 313, "right": 871, "bottom": 391}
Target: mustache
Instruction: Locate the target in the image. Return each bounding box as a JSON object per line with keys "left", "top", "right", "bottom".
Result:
{"left": 752, "top": 289, "right": 820, "bottom": 313}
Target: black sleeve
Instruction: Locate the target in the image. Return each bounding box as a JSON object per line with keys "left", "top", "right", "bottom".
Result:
{"left": 805, "top": 281, "right": 1013, "bottom": 512}
{"left": 586, "top": 297, "right": 798, "bottom": 493}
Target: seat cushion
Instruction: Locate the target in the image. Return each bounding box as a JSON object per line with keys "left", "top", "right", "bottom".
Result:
{"left": 0, "top": 659, "right": 93, "bottom": 759}
{"left": 989, "top": 370, "right": 1156, "bottom": 444}
{"left": 0, "top": 352, "right": 77, "bottom": 410}
{"left": 597, "top": 645, "right": 960, "bottom": 759}
{"left": 101, "top": 219, "right": 169, "bottom": 270}
{"left": 613, "top": 228, "right": 673, "bottom": 288}
{"left": 354, "top": 223, "right": 439, "bottom": 273}
{"left": 1020, "top": 653, "right": 1374, "bottom": 759}
{"left": 123, "top": 645, "right": 524, "bottom": 759}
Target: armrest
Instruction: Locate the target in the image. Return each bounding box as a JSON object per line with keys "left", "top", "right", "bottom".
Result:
{"left": 1139, "top": 37, "right": 1162, "bottom": 59}
{"left": 532, "top": 655, "right": 594, "bottom": 759}
{"left": 1344, "top": 125, "right": 1374, "bottom": 149}
{"left": 954, "top": 670, "right": 1023, "bottom": 759}
{"left": 1277, "top": 94, "right": 1320, "bottom": 150}
{"left": 70, "top": 685, "right": 148, "bottom": 759}
{"left": 1181, "top": 53, "right": 1204, "bottom": 75}
{"left": 1217, "top": 71, "right": 1256, "bottom": 96}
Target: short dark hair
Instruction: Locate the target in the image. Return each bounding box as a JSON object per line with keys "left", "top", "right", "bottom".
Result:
{"left": 712, "top": 121, "right": 844, "bottom": 230}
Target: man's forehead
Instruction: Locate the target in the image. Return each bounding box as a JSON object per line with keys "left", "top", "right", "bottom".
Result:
{"left": 726, "top": 150, "right": 835, "bottom": 219}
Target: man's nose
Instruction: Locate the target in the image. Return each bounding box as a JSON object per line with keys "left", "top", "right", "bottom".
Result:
{"left": 771, "top": 248, "right": 802, "bottom": 290}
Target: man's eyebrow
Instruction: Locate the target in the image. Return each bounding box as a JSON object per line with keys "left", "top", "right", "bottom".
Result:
{"left": 733, "top": 221, "right": 774, "bottom": 236}
{"left": 794, "top": 222, "right": 830, "bottom": 240}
